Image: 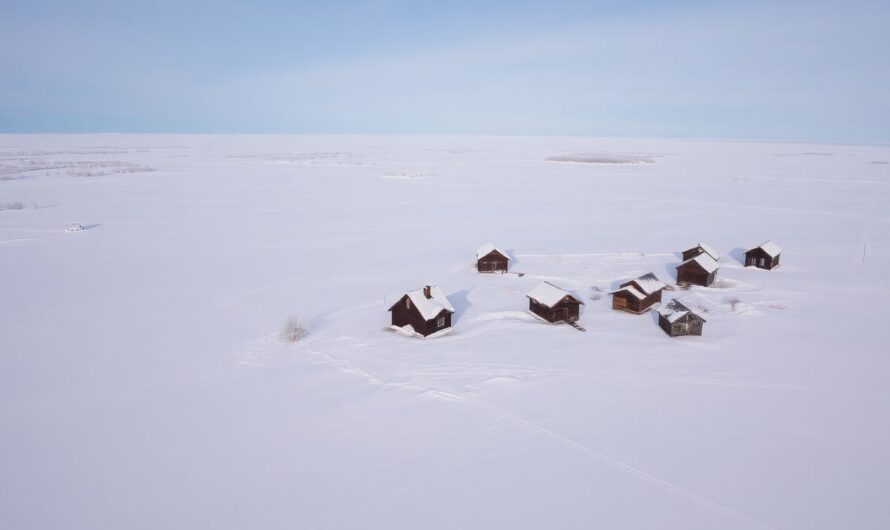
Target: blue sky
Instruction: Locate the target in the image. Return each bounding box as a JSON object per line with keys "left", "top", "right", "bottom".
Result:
{"left": 1, "top": 0, "right": 888, "bottom": 142}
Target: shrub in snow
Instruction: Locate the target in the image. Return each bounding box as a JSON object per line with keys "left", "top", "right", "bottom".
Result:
{"left": 65, "top": 223, "right": 84, "bottom": 232}
{"left": 282, "top": 317, "right": 307, "bottom": 343}
{"left": 0, "top": 201, "right": 25, "bottom": 211}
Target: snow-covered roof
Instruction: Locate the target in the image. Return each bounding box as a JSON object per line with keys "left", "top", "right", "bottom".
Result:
{"left": 527, "top": 282, "right": 582, "bottom": 308}
{"left": 657, "top": 299, "right": 705, "bottom": 324}
{"left": 626, "top": 272, "right": 666, "bottom": 296}
{"left": 391, "top": 286, "right": 454, "bottom": 320}
{"left": 476, "top": 242, "right": 509, "bottom": 260}
{"left": 677, "top": 254, "right": 719, "bottom": 274}
{"left": 611, "top": 285, "right": 646, "bottom": 300}
{"left": 750, "top": 240, "right": 782, "bottom": 258}
{"left": 686, "top": 242, "right": 719, "bottom": 261}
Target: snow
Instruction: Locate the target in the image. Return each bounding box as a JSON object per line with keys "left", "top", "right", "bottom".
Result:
{"left": 679, "top": 253, "right": 720, "bottom": 274}
{"left": 657, "top": 299, "right": 704, "bottom": 324}
{"left": 1, "top": 134, "right": 890, "bottom": 530}
{"left": 400, "top": 285, "right": 454, "bottom": 320}
{"left": 476, "top": 242, "right": 508, "bottom": 260}
{"left": 753, "top": 240, "right": 783, "bottom": 258}
{"left": 527, "top": 281, "right": 581, "bottom": 307}
{"left": 65, "top": 222, "right": 83, "bottom": 232}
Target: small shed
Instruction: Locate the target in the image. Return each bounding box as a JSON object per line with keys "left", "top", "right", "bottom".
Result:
{"left": 676, "top": 254, "right": 719, "bottom": 286}
{"left": 745, "top": 241, "right": 782, "bottom": 270}
{"left": 610, "top": 273, "right": 666, "bottom": 314}
{"left": 657, "top": 299, "right": 706, "bottom": 337}
{"left": 681, "top": 243, "right": 719, "bottom": 262}
{"left": 476, "top": 243, "right": 509, "bottom": 273}
{"left": 388, "top": 285, "right": 455, "bottom": 337}
{"left": 527, "top": 282, "right": 584, "bottom": 323}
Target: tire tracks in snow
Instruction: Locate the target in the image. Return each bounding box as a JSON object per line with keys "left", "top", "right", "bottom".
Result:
{"left": 308, "top": 348, "right": 779, "bottom": 530}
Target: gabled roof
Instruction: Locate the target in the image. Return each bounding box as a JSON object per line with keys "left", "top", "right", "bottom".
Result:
{"left": 684, "top": 243, "right": 720, "bottom": 261}
{"left": 677, "top": 254, "right": 719, "bottom": 274}
{"left": 748, "top": 240, "right": 782, "bottom": 258}
{"left": 476, "top": 242, "right": 509, "bottom": 260}
{"left": 624, "top": 272, "right": 666, "bottom": 296}
{"left": 611, "top": 273, "right": 665, "bottom": 299}
{"left": 611, "top": 284, "right": 646, "bottom": 300}
{"left": 389, "top": 286, "right": 454, "bottom": 320}
{"left": 527, "top": 282, "right": 584, "bottom": 308}
{"left": 657, "top": 299, "right": 706, "bottom": 324}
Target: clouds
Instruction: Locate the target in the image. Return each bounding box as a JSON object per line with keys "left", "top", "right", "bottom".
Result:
{"left": 1, "top": 0, "right": 888, "bottom": 141}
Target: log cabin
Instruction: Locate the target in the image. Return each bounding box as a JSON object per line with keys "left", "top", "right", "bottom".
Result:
{"left": 676, "top": 254, "right": 719, "bottom": 286}
{"left": 681, "top": 243, "right": 720, "bottom": 262}
{"left": 745, "top": 241, "right": 782, "bottom": 270}
{"left": 610, "top": 273, "right": 666, "bottom": 314}
{"left": 657, "top": 299, "right": 705, "bottom": 337}
{"left": 388, "top": 285, "right": 455, "bottom": 337}
{"left": 476, "top": 243, "right": 509, "bottom": 273}
{"left": 527, "top": 282, "right": 583, "bottom": 323}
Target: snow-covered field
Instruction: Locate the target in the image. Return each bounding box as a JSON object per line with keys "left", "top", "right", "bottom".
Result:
{"left": 1, "top": 134, "right": 889, "bottom": 530}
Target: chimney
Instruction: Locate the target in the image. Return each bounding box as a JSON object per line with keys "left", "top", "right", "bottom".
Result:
{"left": 423, "top": 286, "right": 432, "bottom": 299}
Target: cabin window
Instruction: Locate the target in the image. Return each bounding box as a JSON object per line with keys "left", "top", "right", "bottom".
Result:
{"left": 406, "top": 298, "right": 411, "bottom": 309}
{"left": 437, "top": 316, "right": 445, "bottom": 328}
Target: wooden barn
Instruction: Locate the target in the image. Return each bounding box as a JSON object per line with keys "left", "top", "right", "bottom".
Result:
{"left": 527, "top": 282, "right": 584, "bottom": 323}
{"left": 676, "top": 254, "right": 719, "bottom": 286}
{"left": 476, "top": 242, "right": 509, "bottom": 273}
{"left": 657, "top": 299, "right": 705, "bottom": 337}
{"left": 745, "top": 241, "right": 782, "bottom": 270}
{"left": 681, "top": 242, "right": 720, "bottom": 262}
{"left": 388, "top": 285, "right": 455, "bottom": 337}
{"left": 610, "top": 273, "right": 666, "bottom": 314}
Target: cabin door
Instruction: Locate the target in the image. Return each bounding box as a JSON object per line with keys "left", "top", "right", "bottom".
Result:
{"left": 560, "top": 308, "right": 569, "bottom": 321}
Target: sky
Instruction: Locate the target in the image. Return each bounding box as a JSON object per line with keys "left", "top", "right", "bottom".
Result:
{"left": 1, "top": 0, "right": 888, "bottom": 142}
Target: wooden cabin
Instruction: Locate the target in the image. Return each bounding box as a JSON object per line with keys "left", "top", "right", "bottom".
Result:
{"left": 388, "top": 285, "right": 455, "bottom": 337}
{"left": 610, "top": 273, "right": 666, "bottom": 314}
{"left": 681, "top": 243, "right": 720, "bottom": 262}
{"left": 657, "top": 299, "right": 705, "bottom": 337}
{"left": 676, "top": 254, "right": 719, "bottom": 286}
{"left": 745, "top": 241, "right": 782, "bottom": 270}
{"left": 527, "top": 282, "right": 583, "bottom": 323}
{"left": 476, "top": 242, "right": 509, "bottom": 273}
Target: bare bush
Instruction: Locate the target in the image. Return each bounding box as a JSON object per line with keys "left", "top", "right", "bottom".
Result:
{"left": 0, "top": 201, "right": 25, "bottom": 211}
{"left": 282, "top": 317, "right": 307, "bottom": 343}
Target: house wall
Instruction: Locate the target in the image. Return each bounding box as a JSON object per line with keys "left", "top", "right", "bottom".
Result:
{"left": 659, "top": 314, "right": 704, "bottom": 336}
{"left": 477, "top": 254, "right": 508, "bottom": 272}
{"left": 676, "top": 266, "right": 715, "bottom": 286}
{"left": 658, "top": 315, "right": 673, "bottom": 336}
{"left": 745, "top": 248, "right": 779, "bottom": 270}
{"left": 530, "top": 298, "right": 580, "bottom": 322}
{"left": 672, "top": 315, "right": 704, "bottom": 336}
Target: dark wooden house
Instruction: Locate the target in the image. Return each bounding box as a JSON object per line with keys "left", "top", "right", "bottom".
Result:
{"left": 657, "top": 299, "right": 705, "bottom": 337}
{"left": 476, "top": 242, "right": 509, "bottom": 273}
{"left": 527, "top": 281, "right": 583, "bottom": 323}
{"left": 610, "top": 273, "right": 666, "bottom": 314}
{"left": 745, "top": 241, "right": 782, "bottom": 270}
{"left": 676, "top": 254, "right": 719, "bottom": 287}
{"left": 681, "top": 243, "right": 720, "bottom": 262}
{"left": 388, "top": 285, "right": 455, "bottom": 337}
